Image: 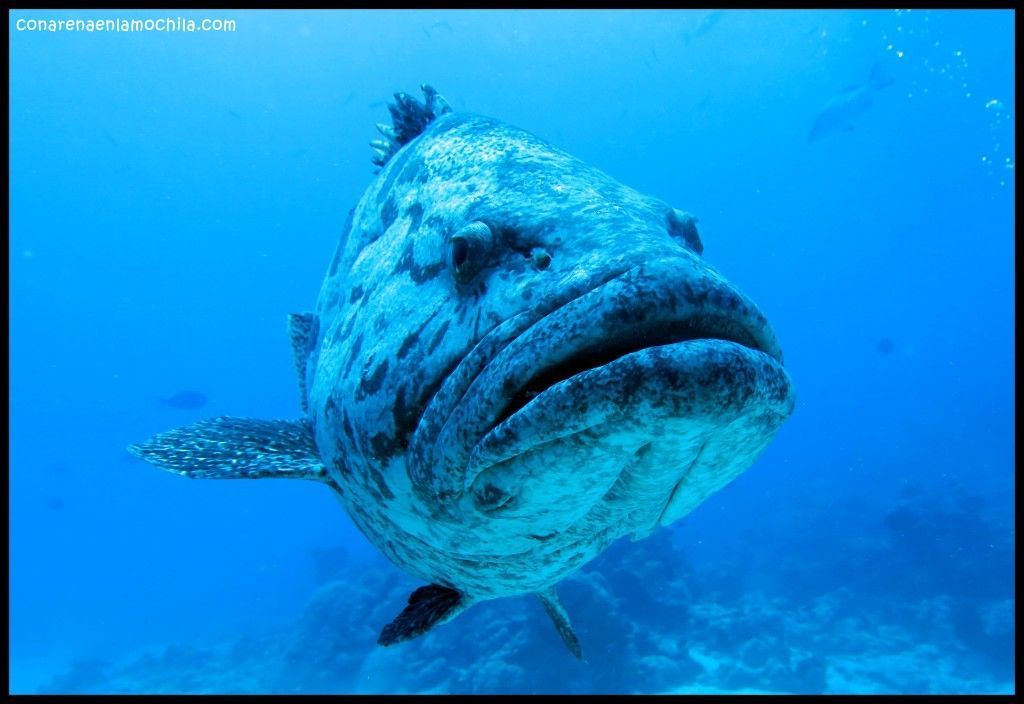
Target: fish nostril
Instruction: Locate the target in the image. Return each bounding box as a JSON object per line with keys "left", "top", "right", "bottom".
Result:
{"left": 530, "top": 248, "right": 552, "bottom": 271}
{"left": 666, "top": 208, "right": 704, "bottom": 256}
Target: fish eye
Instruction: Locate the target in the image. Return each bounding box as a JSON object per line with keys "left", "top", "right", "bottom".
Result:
{"left": 451, "top": 238, "right": 469, "bottom": 269}
{"left": 448, "top": 221, "right": 493, "bottom": 284}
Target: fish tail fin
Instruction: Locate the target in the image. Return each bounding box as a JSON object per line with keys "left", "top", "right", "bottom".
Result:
{"left": 868, "top": 61, "right": 895, "bottom": 90}
{"left": 128, "top": 416, "right": 330, "bottom": 483}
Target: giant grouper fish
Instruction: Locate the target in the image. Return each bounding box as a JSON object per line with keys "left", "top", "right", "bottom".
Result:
{"left": 129, "top": 85, "right": 795, "bottom": 659}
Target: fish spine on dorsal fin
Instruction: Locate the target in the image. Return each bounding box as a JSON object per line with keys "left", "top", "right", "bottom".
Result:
{"left": 370, "top": 84, "right": 452, "bottom": 169}
{"left": 288, "top": 312, "right": 319, "bottom": 414}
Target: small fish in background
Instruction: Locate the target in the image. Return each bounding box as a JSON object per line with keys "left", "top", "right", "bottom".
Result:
{"left": 158, "top": 390, "right": 209, "bottom": 410}
{"left": 808, "top": 62, "right": 896, "bottom": 143}
{"left": 44, "top": 495, "right": 66, "bottom": 512}
{"left": 422, "top": 20, "right": 453, "bottom": 39}
{"left": 876, "top": 337, "right": 895, "bottom": 355}
{"left": 48, "top": 460, "right": 73, "bottom": 475}
{"left": 225, "top": 107, "right": 242, "bottom": 120}
{"left": 681, "top": 10, "right": 724, "bottom": 46}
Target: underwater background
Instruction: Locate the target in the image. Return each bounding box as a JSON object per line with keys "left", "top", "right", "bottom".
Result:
{"left": 8, "top": 9, "right": 1014, "bottom": 694}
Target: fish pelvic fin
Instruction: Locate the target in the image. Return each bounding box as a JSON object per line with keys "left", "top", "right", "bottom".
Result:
{"left": 538, "top": 586, "right": 585, "bottom": 661}
{"left": 378, "top": 584, "right": 467, "bottom": 646}
{"left": 128, "top": 416, "right": 332, "bottom": 485}
{"left": 287, "top": 312, "right": 319, "bottom": 414}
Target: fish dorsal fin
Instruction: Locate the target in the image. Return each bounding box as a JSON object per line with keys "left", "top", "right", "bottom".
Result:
{"left": 370, "top": 84, "right": 452, "bottom": 168}
{"left": 538, "top": 586, "right": 584, "bottom": 660}
{"left": 128, "top": 416, "right": 333, "bottom": 486}
{"left": 288, "top": 312, "right": 319, "bottom": 413}
{"left": 378, "top": 584, "right": 467, "bottom": 646}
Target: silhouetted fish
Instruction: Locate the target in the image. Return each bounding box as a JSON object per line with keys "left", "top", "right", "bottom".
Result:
{"left": 423, "top": 20, "right": 453, "bottom": 39}
{"left": 809, "top": 62, "right": 895, "bottom": 143}
{"left": 876, "top": 337, "right": 895, "bottom": 355}
{"left": 682, "top": 10, "right": 724, "bottom": 46}
{"left": 45, "top": 495, "right": 66, "bottom": 512}
{"left": 159, "top": 391, "right": 209, "bottom": 410}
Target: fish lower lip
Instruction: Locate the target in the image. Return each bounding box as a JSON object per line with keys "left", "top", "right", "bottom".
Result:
{"left": 485, "top": 318, "right": 773, "bottom": 438}
{"left": 465, "top": 339, "right": 794, "bottom": 510}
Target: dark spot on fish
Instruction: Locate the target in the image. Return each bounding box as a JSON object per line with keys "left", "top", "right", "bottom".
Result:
{"left": 340, "top": 412, "right": 356, "bottom": 459}
{"left": 390, "top": 385, "right": 417, "bottom": 453}
{"left": 427, "top": 320, "right": 450, "bottom": 354}
{"left": 344, "top": 334, "right": 363, "bottom": 376}
{"left": 522, "top": 288, "right": 533, "bottom": 301}
{"left": 877, "top": 337, "right": 895, "bottom": 355}
{"left": 159, "top": 390, "right": 209, "bottom": 410}
{"left": 397, "top": 332, "right": 419, "bottom": 361}
{"left": 393, "top": 241, "right": 445, "bottom": 284}
{"left": 349, "top": 286, "right": 364, "bottom": 303}
{"left": 358, "top": 359, "right": 389, "bottom": 398}
{"left": 378, "top": 148, "right": 419, "bottom": 202}
{"left": 370, "top": 431, "right": 398, "bottom": 464}
{"left": 408, "top": 202, "right": 424, "bottom": 232}
{"left": 325, "top": 394, "right": 342, "bottom": 420}
{"left": 398, "top": 310, "right": 438, "bottom": 362}
{"left": 381, "top": 198, "right": 398, "bottom": 231}
{"left": 528, "top": 532, "right": 558, "bottom": 542}
{"left": 324, "top": 289, "right": 340, "bottom": 311}
{"left": 360, "top": 445, "right": 396, "bottom": 500}
{"left": 327, "top": 249, "right": 343, "bottom": 279}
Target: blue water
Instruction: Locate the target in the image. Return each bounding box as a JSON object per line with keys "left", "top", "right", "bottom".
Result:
{"left": 9, "top": 9, "right": 1014, "bottom": 694}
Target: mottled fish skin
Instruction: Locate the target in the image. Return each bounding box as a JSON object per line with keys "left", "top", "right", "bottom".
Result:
{"left": 309, "top": 88, "right": 795, "bottom": 602}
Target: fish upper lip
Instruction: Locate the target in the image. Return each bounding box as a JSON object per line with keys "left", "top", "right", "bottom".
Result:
{"left": 476, "top": 259, "right": 783, "bottom": 442}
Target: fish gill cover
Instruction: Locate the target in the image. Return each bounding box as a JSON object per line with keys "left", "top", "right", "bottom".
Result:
{"left": 8, "top": 8, "right": 1014, "bottom": 695}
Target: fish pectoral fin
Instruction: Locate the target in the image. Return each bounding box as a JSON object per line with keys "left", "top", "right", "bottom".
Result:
{"left": 128, "top": 416, "right": 330, "bottom": 483}
{"left": 287, "top": 312, "right": 319, "bottom": 413}
{"left": 378, "top": 584, "right": 466, "bottom": 646}
{"left": 538, "top": 587, "right": 584, "bottom": 661}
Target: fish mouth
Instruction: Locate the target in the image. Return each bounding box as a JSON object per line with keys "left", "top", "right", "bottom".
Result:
{"left": 416, "top": 256, "right": 792, "bottom": 511}
{"left": 483, "top": 310, "right": 777, "bottom": 440}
